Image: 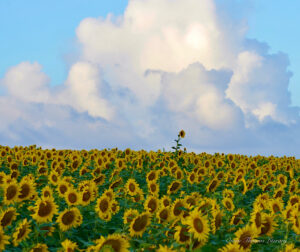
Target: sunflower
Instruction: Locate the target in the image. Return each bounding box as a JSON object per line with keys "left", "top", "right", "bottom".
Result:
{"left": 222, "top": 198, "right": 235, "bottom": 212}
{"left": 0, "top": 226, "right": 10, "bottom": 251}
{"left": 17, "top": 179, "right": 36, "bottom": 202}
{"left": 184, "top": 195, "right": 197, "bottom": 207}
{"left": 211, "top": 209, "right": 223, "bottom": 234}
{"left": 29, "top": 243, "right": 48, "bottom": 252}
{"left": 41, "top": 185, "right": 54, "bottom": 198}
{"left": 111, "top": 199, "right": 120, "bottom": 215}
{"left": 3, "top": 180, "right": 19, "bottom": 205}
{"left": 12, "top": 218, "right": 31, "bottom": 247}
{"left": 280, "top": 243, "right": 300, "bottom": 252}
{"left": 230, "top": 209, "right": 246, "bottom": 226}
{"left": 79, "top": 166, "right": 89, "bottom": 176}
{"left": 125, "top": 178, "right": 139, "bottom": 196}
{"left": 234, "top": 225, "right": 258, "bottom": 250}
{"left": 94, "top": 174, "right": 106, "bottom": 186}
{"left": 61, "top": 239, "right": 78, "bottom": 252}
{"left": 146, "top": 170, "right": 159, "bottom": 183}
{"left": 57, "top": 207, "right": 83, "bottom": 232}
{"left": 56, "top": 180, "right": 70, "bottom": 198}
{"left": 160, "top": 195, "right": 172, "bottom": 208}
{"left": 64, "top": 188, "right": 81, "bottom": 206}
{"left": 290, "top": 214, "right": 300, "bottom": 235}
{"left": 80, "top": 188, "right": 94, "bottom": 206}
{"left": 254, "top": 168, "right": 261, "bottom": 178}
{"left": 132, "top": 188, "right": 145, "bottom": 203}
{"left": 262, "top": 181, "right": 274, "bottom": 193}
{"left": 129, "top": 212, "right": 151, "bottom": 237}
{"left": 144, "top": 196, "right": 159, "bottom": 214}
{"left": 10, "top": 170, "right": 19, "bottom": 180}
{"left": 277, "top": 174, "right": 287, "bottom": 187}
{"left": 0, "top": 206, "right": 18, "bottom": 228}
{"left": 179, "top": 130, "right": 185, "bottom": 138}
{"left": 274, "top": 187, "right": 285, "bottom": 199}
{"left": 123, "top": 209, "right": 139, "bottom": 225}
{"left": 148, "top": 181, "right": 159, "bottom": 196}
{"left": 156, "top": 207, "right": 171, "bottom": 224}
{"left": 218, "top": 242, "right": 247, "bottom": 252}
{"left": 182, "top": 209, "right": 210, "bottom": 242}
{"left": 250, "top": 207, "right": 263, "bottom": 234}
{"left": 95, "top": 196, "right": 112, "bottom": 220}
{"left": 48, "top": 170, "right": 59, "bottom": 186}
{"left": 171, "top": 199, "right": 187, "bottom": 220}
{"left": 174, "top": 225, "right": 190, "bottom": 245}
{"left": 94, "top": 233, "right": 130, "bottom": 252}
{"left": 32, "top": 197, "right": 58, "bottom": 223}
{"left": 38, "top": 166, "right": 48, "bottom": 176}
{"left": 206, "top": 179, "right": 220, "bottom": 193}
{"left": 268, "top": 198, "right": 284, "bottom": 215}
{"left": 186, "top": 172, "right": 197, "bottom": 185}
{"left": 156, "top": 245, "right": 177, "bottom": 252}
{"left": 222, "top": 189, "right": 234, "bottom": 199}
{"left": 167, "top": 180, "right": 182, "bottom": 195}
{"left": 288, "top": 194, "right": 300, "bottom": 207}
{"left": 175, "top": 169, "right": 184, "bottom": 180}
{"left": 109, "top": 178, "right": 123, "bottom": 190}
{"left": 0, "top": 171, "right": 7, "bottom": 186}
{"left": 39, "top": 225, "right": 55, "bottom": 237}
{"left": 259, "top": 214, "right": 277, "bottom": 237}
{"left": 103, "top": 188, "right": 115, "bottom": 201}
{"left": 216, "top": 171, "right": 226, "bottom": 181}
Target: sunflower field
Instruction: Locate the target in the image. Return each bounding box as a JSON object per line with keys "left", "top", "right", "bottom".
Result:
{"left": 0, "top": 130, "right": 299, "bottom": 251}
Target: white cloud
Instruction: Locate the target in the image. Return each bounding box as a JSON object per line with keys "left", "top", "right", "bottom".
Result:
{"left": 1, "top": 62, "right": 51, "bottom": 103}
{"left": 0, "top": 0, "right": 300, "bottom": 157}
{"left": 58, "top": 61, "right": 115, "bottom": 120}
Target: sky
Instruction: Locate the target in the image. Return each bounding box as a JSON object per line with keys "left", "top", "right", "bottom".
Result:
{"left": 0, "top": 0, "right": 300, "bottom": 158}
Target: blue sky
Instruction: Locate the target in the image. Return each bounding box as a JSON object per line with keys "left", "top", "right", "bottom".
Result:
{"left": 0, "top": 0, "right": 300, "bottom": 157}
{"left": 0, "top": 0, "right": 128, "bottom": 86}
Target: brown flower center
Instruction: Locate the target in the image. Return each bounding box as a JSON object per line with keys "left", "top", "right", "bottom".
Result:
{"left": 17, "top": 225, "right": 27, "bottom": 240}
{"left": 179, "top": 227, "right": 190, "bottom": 242}
{"left": 59, "top": 185, "right": 68, "bottom": 194}
{"left": 62, "top": 211, "right": 75, "bottom": 225}
{"left": 129, "top": 183, "right": 135, "bottom": 192}
{"left": 193, "top": 218, "right": 204, "bottom": 233}
{"left": 6, "top": 185, "right": 17, "bottom": 200}
{"left": 38, "top": 201, "right": 52, "bottom": 217}
{"left": 1, "top": 210, "right": 15, "bottom": 227}
{"left": 102, "top": 239, "right": 121, "bottom": 252}
{"left": 100, "top": 199, "right": 109, "bottom": 212}
{"left": 19, "top": 184, "right": 30, "bottom": 199}
{"left": 239, "top": 231, "right": 252, "bottom": 249}
{"left": 68, "top": 193, "right": 77, "bottom": 204}
{"left": 170, "top": 182, "right": 180, "bottom": 192}
{"left": 132, "top": 214, "right": 148, "bottom": 232}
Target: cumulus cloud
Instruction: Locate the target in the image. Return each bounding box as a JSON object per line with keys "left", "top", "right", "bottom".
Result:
{"left": 0, "top": 0, "right": 300, "bottom": 157}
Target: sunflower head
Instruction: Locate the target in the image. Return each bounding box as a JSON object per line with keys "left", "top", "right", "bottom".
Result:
{"left": 129, "top": 212, "right": 151, "bottom": 237}
{"left": 12, "top": 218, "right": 32, "bottom": 247}
{"left": 32, "top": 197, "right": 58, "bottom": 223}
{"left": 57, "top": 207, "right": 83, "bottom": 232}
{"left": 94, "top": 234, "right": 130, "bottom": 252}
{"left": 0, "top": 206, "right": 18, "bottom": 228}
{"left": 234, "top": 225, "right": 258, "bottom": 250}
